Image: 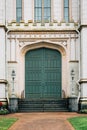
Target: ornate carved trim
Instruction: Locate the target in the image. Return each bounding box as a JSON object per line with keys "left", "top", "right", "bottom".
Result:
{"left": 20, "top": 41, "right": 66, "bottom": 56}
{"left": 8, "top": 31, "right": 78, "bottom": 40}
{"left": 18, "top": 38, "right": 68, "bottom": 42}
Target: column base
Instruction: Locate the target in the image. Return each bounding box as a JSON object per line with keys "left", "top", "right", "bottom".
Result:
{"left": 68, "top": 97, "right": 78, "bottom": 112}
{"left": 8, "top": 98, "right": 18, "bottom": 113}
{"left": 79, "top": 97, "right": 87, "bottom": 111}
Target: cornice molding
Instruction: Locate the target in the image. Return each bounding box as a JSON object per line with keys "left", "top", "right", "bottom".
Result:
{"left": 8, "top": 31, "right": 78, "bottom": 44}
{"left": 79, "top": 79, "right": 87, "bottom": 84}
{"left": 0, "top": 24, "right": 7, "bottom": 31}
{"left": 0, "top": 79, "right": 8, "bottom": 84}
{"left": 78, "top": 24, "right": 87, "bottom": 31}
{"left": 8, "top": 29, "right": 78, "bottom": 33}
{"left": 69, "top": 60, "right": 79, "bottom": 63}
{"left": 8, "top": 61, "right": 17, "bottom": 63}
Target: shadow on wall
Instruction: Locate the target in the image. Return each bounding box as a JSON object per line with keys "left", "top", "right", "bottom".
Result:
{"left": 62, "top": 90, "right": 66, "bottom": 98}
{"left": 21, "top": 90, "right": 24, "bottom": 99}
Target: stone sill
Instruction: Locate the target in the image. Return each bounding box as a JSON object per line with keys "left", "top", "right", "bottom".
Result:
{"left": 8, "top": 61, "right": 17, "bottom": 63}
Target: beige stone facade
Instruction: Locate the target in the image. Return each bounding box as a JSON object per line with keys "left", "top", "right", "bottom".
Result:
{"left": 0, "top": 0, "right": 87, "bottom": 111}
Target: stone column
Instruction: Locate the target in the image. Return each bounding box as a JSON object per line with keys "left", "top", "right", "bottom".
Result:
{"left": 79, "top": 0, "right": 87, "bottom": 110}
{"left": 0, "top": 27, "right": 7, "bottom": 98}
{"left": 69, "top": 37, "right": 79, "bottom": 111}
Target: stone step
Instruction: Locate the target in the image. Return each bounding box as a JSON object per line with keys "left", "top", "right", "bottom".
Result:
{"left": 18, "top": 99, "right": 68, "bottom": 104}
{"left": 18, "top": 99, "right": 69, "bottom": 112}
{"left": 18, "top": 104, "right": 67, "bottom": 108}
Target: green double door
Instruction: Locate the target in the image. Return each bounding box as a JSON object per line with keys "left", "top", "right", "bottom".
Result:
{"left": 25, "top": 48, "right": 61, "bottom": 99}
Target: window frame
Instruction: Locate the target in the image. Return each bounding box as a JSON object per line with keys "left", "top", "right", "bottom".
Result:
{"left": 64, "top": 0, "right": 69, "bottom": 22}
{"left": 16, "top": 0, "right": 22, "bottom": 23}
{"left": 34, "top": 0, "right": 51, "bottom": 23}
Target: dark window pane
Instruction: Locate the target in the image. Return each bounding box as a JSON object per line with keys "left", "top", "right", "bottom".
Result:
{"left": 44, "top": 8, "right": 51, "bottom": 21}
{"left": 44, "top": 0, "right": 51, "bottom": 21}
{"left": 34, "top": 0, "right": 51, "bottom": 22}
{"left": 35, "top": 7, "right": 42, "bottom": 21}
{"left": 64, "top": 0, "right": 69, "bottom": 7}
{"left": 64, "top": 0, "right": 69, "bottom": 22}
{"left": 16, "top": 0, "right": 22, "bottom": 7}
{"left": 35, "top": 0, "right": 42, "bottom": 7}
{"left": 34, "top": 0, "right": 42, "bottom": 21}
{"left": 16, "top": 0, "right": 22, "bottom": 22}
{"left": 44, "top": 0, "right": 51, "bottom": 7}
{"left": 64, "top": 8, "right": 68, "bottom": 17}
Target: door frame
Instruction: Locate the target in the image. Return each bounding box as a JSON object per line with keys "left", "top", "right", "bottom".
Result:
{"left": 25, "top": 47, "right": 62, "bottom": 99}
{"left": 19, "top": 41, "right": 67, "bottom": 98}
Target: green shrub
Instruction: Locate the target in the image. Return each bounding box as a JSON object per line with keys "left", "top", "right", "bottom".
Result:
{"left": 79, "top": 109, "right": 87, "bottom": 113}
{"left": 0, "top": 109, "right": 9, "bottom": 115}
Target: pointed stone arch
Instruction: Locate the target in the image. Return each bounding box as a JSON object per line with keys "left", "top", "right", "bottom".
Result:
{"left": 19, "top": 41, "right": 67, "bottom": 99}
{"left": 21, "top": 41, "right": 66, "bottom": 56}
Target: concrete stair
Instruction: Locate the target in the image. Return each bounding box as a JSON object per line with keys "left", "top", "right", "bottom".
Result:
{"left": 18, "top": 99, "right": 69, "bottom": 112}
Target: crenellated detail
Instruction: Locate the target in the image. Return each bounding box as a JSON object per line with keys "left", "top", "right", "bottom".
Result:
{"left": 7, "top": 20, "right": 79, "bottom": 31}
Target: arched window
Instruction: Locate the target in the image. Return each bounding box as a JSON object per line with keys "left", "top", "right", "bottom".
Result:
{"left": 16, "top": 0, "right": 22, "bottom": 22}
{"left": 64, "top": 0, "right": 69, "bottom": 22}
{"left": 34, "top": 0, "right": 51, "bottom": 22}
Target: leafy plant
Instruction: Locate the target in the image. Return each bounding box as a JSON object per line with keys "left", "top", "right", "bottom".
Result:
{"left": 0, "top": 101, "right": 9, "bottom": 115}
{"left": 0, "top": 109, "right": 9, "bottom": 115}
{"left": 0, "top": 102, "right": 2, "bottom": 109}
{"left": 79, "top": 109, "right": 87, "bottom": 114}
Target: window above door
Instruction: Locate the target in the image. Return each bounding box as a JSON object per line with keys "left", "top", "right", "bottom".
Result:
{"left": 16, "top": 0, "right": 22, "bottom": 22}
{"left": 34, "top": 0, "right": 51, "bottom": 23}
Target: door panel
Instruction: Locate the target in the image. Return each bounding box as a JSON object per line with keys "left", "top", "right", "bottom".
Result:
{"left": 25, "top": 48, "right": 61, "bottom": 99}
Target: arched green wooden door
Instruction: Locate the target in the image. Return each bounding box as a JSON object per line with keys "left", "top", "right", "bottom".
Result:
{"left": 25, "top": 48, "right": 61, "bottom": 99}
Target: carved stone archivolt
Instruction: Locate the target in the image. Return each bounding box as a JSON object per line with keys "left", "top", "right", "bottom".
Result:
{"left": 20, "top": 41, "right": 67, "bottom": 56}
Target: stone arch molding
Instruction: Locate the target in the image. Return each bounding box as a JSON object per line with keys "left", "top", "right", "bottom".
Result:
{"left": 20, "top": 40, "right": 67, "bottom": 56}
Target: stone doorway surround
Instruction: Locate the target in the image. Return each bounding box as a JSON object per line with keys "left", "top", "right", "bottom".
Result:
{"left": 7, "top": 30, "right": 78, "bottom": 99}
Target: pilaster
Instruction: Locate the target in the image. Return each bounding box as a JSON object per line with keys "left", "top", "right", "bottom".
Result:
{"left": 79, "top": 0, "right": 87, "bottom": 110}
{"left": 81, "top": 0, "right": 87, "bottom": 25}
{"left": 80, "top": 28, "right": 87, "bottom": 98}
{"left": 0, "top": 27, "right": 7, "bottom": 98}
{"left": 0, "top": 0, "right": 5, "bottom": 25}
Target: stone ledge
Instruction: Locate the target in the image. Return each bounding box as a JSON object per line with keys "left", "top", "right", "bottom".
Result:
{"left": 69, "top": 60, "right": 79, "bottom": 63}
{"left": 8, "top": 61, "right": 17, "bottom": 63}
{"left": 0, "top": 24, "right": 7, "bottom": 31}
{"left": 78, "top": 24, "right": 87, "bottom": 31}
{"left": 68, "top": 97, "right": 78, "bottom": 112}
{"left": 0, "top": 79, "right": 8, "bottom": 84}
{"left": 79, "top": 97, "right": 87, "bottom": 111}
{"left": 79, "top": 79, "right": 87, "bottom": 83}
{"left": 7, "top": 21, "right": 79, "bottom": 31}
{"left": 79, "top": 97, "right": 87, "bottom": 101}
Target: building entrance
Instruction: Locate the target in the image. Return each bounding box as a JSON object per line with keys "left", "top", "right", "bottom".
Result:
{"left": 25, "top": 48, "right": 62, "bottom": 99}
